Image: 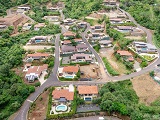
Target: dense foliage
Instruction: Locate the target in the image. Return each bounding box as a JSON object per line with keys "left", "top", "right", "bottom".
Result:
{"left": 63, "top": 0, "right": 103, "bottom": 19}
{"left": 98, "top": 80, "right": 160, "bottom": 120}
{"left": 120, "top": 0, "right": 160, "bottom": 47}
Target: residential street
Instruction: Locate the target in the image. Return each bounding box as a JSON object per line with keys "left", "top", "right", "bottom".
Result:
{"left": 13, "top": 7, "right": 160, "bottom": 120}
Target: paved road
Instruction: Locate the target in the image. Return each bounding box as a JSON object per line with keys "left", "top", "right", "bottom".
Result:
{"left": 13, "top": 8, "right": 160, "bottom": 120}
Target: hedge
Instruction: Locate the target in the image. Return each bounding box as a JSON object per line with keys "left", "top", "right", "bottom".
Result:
{"left": 102, "top": 57, "right": 119, "bottom": 76}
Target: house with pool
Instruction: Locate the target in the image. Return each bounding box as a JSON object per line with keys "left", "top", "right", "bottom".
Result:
{"left": 51, "top": 85, "right": 74, "bottom": 114}
{"left": 26, "top": 53, "right": 50, "bottom": 62}
{"left": 58, "top": 65, "right": 79, "bottom": 79}
{"left": 77, "top": 85, "right": 98, "bottom": 101}
{"left": 29, "top": 36, "right": 49, "bottom": 44}
{"left": 70, "top": 53, "right": 93, "bottom": 63}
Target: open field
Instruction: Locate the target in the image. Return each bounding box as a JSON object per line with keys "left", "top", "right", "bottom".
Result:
{"left": 100, "top": 48, "right": 130, "bottom": 75}
{"left": 80, "top": 64, "right": 100, "bottom": 79}
{"left": 28, "top": 89, "right": 49, "bottom": 120}
{"left": 131, "top": 73, "right": 160, "bottom": 105}
{"left": 23, "top": 45, "right": 53, "bottom": 51}
{"left": 125, "top": 36, "right": 144, "bottom": 41}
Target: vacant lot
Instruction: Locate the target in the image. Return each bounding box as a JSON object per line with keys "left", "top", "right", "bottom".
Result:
{"left": 132, "top": 73, "right": 160, "bottom": 105}
{"left": 23, "top": 45, "right": 53, "bottom": 51}
{"left": 28, "top": 89, "right": 49, "bottom": 120}
{"left": 80, "top": 64, "right": 100, "bottom": 79}
{"left": 100, "top": 48, "right": 130, "bottom": 75}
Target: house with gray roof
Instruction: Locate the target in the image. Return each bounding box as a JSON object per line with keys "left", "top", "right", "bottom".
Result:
{"left": 61, "top": 45, "right": 76, "bottom": 54}
{"left": 71, "top": 53, "right": 93, "bottom": 63}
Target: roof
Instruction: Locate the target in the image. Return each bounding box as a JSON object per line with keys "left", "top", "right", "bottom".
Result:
{"left": 63, "top": 40, "right": 72, "bottom": 44}
{"left": 128, "top": 57, "right": 134, "bottom": 61}
{"left": 99, "top": 40, "right": 112, "bottom": 44}
{"left": 63, "top": 65, "right": 79, "bottom": 73}
{"left": 77, "top": 85, "right": 98, "bottom": 94}
{"left": 76, "top": 43, "right": 88, "bottom": 49}
{"left": 74, "top": 38, "right": 83, "bottom": 42}
{"left": 34, "top": 23, "right": 45, "bottom": 28}
{"left": 31, "top": 36, "right": 48, "bottom": 40}
{"left": 117, "top": 50, "right": 132, "bottom": 56}
{"left": 117, "top": 26, "right": 133, "bottom": 30}
{"left": 71, "top": 53, "right": 92, "bottom": 61}
{"left": 27, "top": 53, "right": 49, "bottom": 57}
{"left": 63, "top": 31, "right": 75, "bottom": 36}
{"left": 52, "top": 89, "right": 74, "bottom": 101}
{"left": 61, "top": 45, "right": 76, "bottom": 52}
{"left": 25, "top": 63, "right": 32, "bottom": 67}
{"left": 110, "top": 18, "right": 122, "bottom": 22}
{"left": 26, "top": 64, "right": 48, "bottom": 75}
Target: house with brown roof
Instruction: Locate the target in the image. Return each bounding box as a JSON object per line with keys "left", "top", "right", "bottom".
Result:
{"left": 25, "top": 64, "right": 48, "bottom": 82}
{"left": 77, "top": 85, "right": 98, "bottom": 101}
{"left": 76, "top": 43, "right": 88, "bottom": 52}
{"left": 61, "top": 45, "right": 76, "bottom": 54}
{"left": 63, "top": 18, "right": 76, "bottom": 26}
{"left": 58, "top": 65, "right": 79, "bottom": 79}
{"left": 77, "top": 22, "right": 87, "bottom": 28}
{"left": 26, "top": 53, "right": 50, "bottom": 61}
{"left": 34, "top": 23, "right": 45, "bottom": 31}
{"left": 116, "top": 26, "right": 133, "bottom": 33}
{"left": 91, "top": 25, "right": 105, "bottom": 33}
{"left": 88, "top": 32, "right": 105, "bottom": 41}
{"left": 52, "top": 87, "right": 74, "bottom": 103}
{"left": 71, "top": 53, "right": 93, "bottom": 63}
{"left": 110, "top": 18, "right": 124, "bottom": 24}
{"left": 63, "top": 31, "right": 76, "bottom": 39}
{"left": 117, "top": 50, "right": 134, "bottom": 62}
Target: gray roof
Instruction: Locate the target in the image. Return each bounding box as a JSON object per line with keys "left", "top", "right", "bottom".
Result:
{"left": 76, "top": 43, "right": 88, "bottom": 49}
{"left": 61, "top": 45, "right": 76, "bottom": 52}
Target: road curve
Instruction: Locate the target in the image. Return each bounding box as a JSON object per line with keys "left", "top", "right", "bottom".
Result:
{"left": 13, "top": 8, "right": 160, "bottom": 120}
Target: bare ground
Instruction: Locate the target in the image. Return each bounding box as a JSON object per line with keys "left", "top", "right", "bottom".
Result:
{"left": 23, "top": 45, "right": 53, "bottom": 51}
{"left": 28, "top": 89, "right": 49, "bottom": 120}
{"left": 100, "top": 48, "right": 129, "bottom": 75}
{"left": 131, "top": 73, "right": 160, "bottom": 105}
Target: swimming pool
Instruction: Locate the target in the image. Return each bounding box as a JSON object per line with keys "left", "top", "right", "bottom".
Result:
{"left": 56, "top": 105, "right": 68, "bottom": 112}
{"left": 35, "top": 40, "right": 42, "bottom": 43}
{"left": 85, "top": 97, "right": 92, "bottom": 101}
{"left": 65, "top": 75, "right": 74, "bottom": 79}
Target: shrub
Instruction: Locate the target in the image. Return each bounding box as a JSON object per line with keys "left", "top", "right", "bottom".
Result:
{"left": 34, "top": 82, "right": 41, "bottom": 87}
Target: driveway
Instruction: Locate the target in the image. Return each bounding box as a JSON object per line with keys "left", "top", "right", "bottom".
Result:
{"left": 77, "top": 104, "right": 100, "bottom": 113}
{"left": 39, "top": 71, "right": 47, "bottom": 85}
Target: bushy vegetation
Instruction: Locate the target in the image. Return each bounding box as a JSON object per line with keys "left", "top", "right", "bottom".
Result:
{"left": 102, "top": 57, "right": 119, "bottom": 76}
{"left": 63, "top": 0, "right": 103, "bottom": 19}
{"left": 93, "top": 43, "right": 101, "bottom": 53}
{"left": 98, "top": 80, "right": 160, "bottom": 120}
{"left": 120, "top": 0, "right": 160, "bottom": 47}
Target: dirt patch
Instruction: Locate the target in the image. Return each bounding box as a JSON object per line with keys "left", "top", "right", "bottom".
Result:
{"left": 23, "top": 45, "right": 53, "bottom": 51}
{"left": 80, "top": 64, "right": 100, "bottom": 79}
{"left": 87, "top": 12, "right": 103, "bottom": 19}
{"left": 131, "top": 73, "right": 160, "bottom": 105}
{"left": 100, "top": 48, "right": 129, "bottom": 75}
{"left": 125, "top": 36, "right": 143, "bottom": 40}
{"left": 28, "top": 89, "right": 49, "bottom": 120}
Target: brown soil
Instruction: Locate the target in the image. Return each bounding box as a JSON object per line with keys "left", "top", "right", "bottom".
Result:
{"left": 131, "top": 73, "right": 160, "bottom": 105}
{"left": 28, "top": 89, "right": 49, "bottom": 120}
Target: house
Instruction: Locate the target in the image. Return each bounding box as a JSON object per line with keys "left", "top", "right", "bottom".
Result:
{"left": 91, "top": 25, "right": 105, "bottom": 32}
{"left": 103, "top": 0, "right": 117, "bottom": 6}
{"left": 43, "top": 16, "right": 60, "bottom": 22}
{"left": 77, "top": 22, "right": 87, "bottom": 28}
{"left": 76, "top": 43, "right": 88, "bottom": 52}
{"left": 63, "top": 31, "right": 76, "bottom": 39}
{"left": 110, "top": 18, "right": 124, "bottom": 24}
{"left": 117, "top": 50, "right": 134, "bottom": 62}
{"left": 22, "top": 23, "right": 32, "bottom": 30}
{"left": 133, "top": 42, "right": 157, "bottom": 53}
{"left": 34, "top": 23, "right": 45, "bottom": 31}
{"left": 47, "top": 6, "right": 59, "bottom": 11}
{"left": 0, "top": 24, "right": 7, "bottom": 30}
{"left": 63, "top": 18, "right": 75, "bottom": 25}
{"left": 61, "top": 45, "right": 76, "bottom": 54}
{"left": 17, "top": 6, "right": 30, "bottom": 11}
{"left": 29, "top": 36, "right": 48, "bottom": 44}
{"left": 99, "top": 40, "right": 112, "bottom": 47}
{"left": 59, "top": 65, "right": 79, "bottom": 78}
{"left": 117, "top": 26, "right": 133, "bottom": 33}
{"left": 77, "top": 85, "right": 98, "bottom": 101}
{"left": 117, "top": 13, "right": 126, "bottom": 18}
{"left": 61, "top": 40, "right": 72, "bottom": 45}
{"left": 25, "top": 64, "right": 48, "bottom": 82}
{"left": 0, "top": 14, "right": 28, "bottom": 32}
{"left": 23, "top": 63, "right": 32, "bottom": 72}
{"left": 26, "top": 53, "right": 50, "bottom": 61}
{"left": 74, "top": 38, "right": 83, "bottom": 43}
{"left": 71, "top": 53, "right": 92, "bottom": 63}
{"left": 89, "top": 33, "right": 105, "bottom": 40}
{"left": 52, "top": 87, "right": 74, "bottom": 103}
{"left": 131, "top": 27, "right": 145, "bottom": 36}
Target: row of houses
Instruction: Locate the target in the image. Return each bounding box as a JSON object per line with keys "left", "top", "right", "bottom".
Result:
{"left": 22, "top": 23, "right": 46, "bottom": 31}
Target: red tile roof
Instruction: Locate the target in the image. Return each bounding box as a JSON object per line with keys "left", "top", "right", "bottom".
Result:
{"left": 117, "top": 50, "right": 132, "bottom": 56}
{"left": 63, "top": 31, "right": 76, "bottom": 36}
{"left": 52, "top": 89, "right": 74, "bottom": 100}
{"left": 77, "top": 85, "right": 98, "bottom": 94}
{"left": 63, "top": 65, "right": 79, "bottom": 73}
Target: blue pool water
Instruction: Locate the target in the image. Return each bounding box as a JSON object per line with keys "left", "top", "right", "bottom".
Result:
{"left": 35, "top": 40, "right": 41, "bottom": 43}
{"left": 56, "top": 105, "right": 67, "bottom": 112}
{"left": 85, "top": 97, "right": 92, "bottom": 101}
{"left": 141, "top": 48, "right": 147, "bottom": 50}
{"left": 65, "top": 76, "right": 74, "bottom": 79}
